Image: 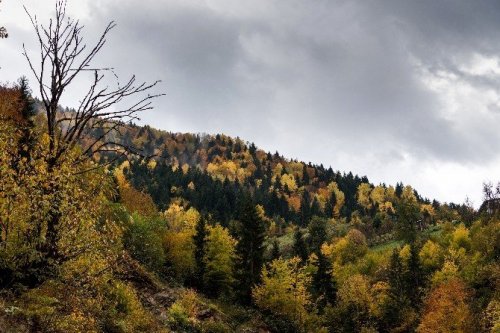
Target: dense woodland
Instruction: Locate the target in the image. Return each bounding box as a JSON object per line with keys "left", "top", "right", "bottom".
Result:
{"left": 0, "top": 80, "right": 499, "bottom": 333}
{"left": 0, "top": 2, "right": 499, "bottom": 332}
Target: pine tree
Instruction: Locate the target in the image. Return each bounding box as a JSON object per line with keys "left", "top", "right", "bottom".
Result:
{"left": 270, "top": 239, "right": 281, "bottom": 261}
{"left": 383, "top": 249, "right": 409, "bottom": 330}
{"left": 404, "top": 243, "right": 423, "bottom": 304}
{"left": 310, "top": 197, "right": 321, "bottom": 218}
{"left": 14, "top": 77, "right": 36, "bottom": 170}
{"left": 299, "top": 191, "right": 311, "bottom": 226}
{"left": 325, "top": 191, "right": 336, "bottom": 218}
{"left": 292, "top": 228, "right": 309, "bottom": 262}
{"left": 308, "top": 216, "right": 327, "bottom": 252}
{"left": 193, "top": 215, "right": 208, "bottom": 291}
{"left": 312, "top": 251, "right": 336, "bottom": 310}
{"left": 302, "top": 164, "right": 310, "bottom": 185}
{"left": 235, "top": 195, "right": 266, "bottom": 303}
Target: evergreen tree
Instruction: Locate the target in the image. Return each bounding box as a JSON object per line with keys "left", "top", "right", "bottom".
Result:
{"left": 308, "top": 216, "right": 327, "bottom": 252}
{"left": 310, "top": 197, "right": 322, "bottom": 218}
{"left": 270, "top": 239, "right": 281, "bottom": 261}
{"left": 193, "top": 215, "right": 208, "bottom": 291}
{"left": 13, "top": 77, "right": 36, "bottom": 171}
{"left": 302, "top": 164, "right": 310, "bottom": 185}
{"left": 383, "top": 249, "right": 408, "bottom": 331}
{"left": 404, "top": 243, "right": 423, "bottom": 304}
{"left": 235, "top": 195, "right": 266, "bottom": 303}
{"left": 395, "top": 182, "right": 403, "bottom": 198}
{"left": 396, "top": 197, "right": 420, "bottom": 243}
{"left": 312, "top": 251, "right": 336, "bottom": 310}
{"left": 292, "top": 228, "right": 309, "bottom": 262}
{"left": 299, "top": 191, "right": 312, "bottom": 226}
{"left": 325, "top": 191, "right": 336, "bottom": 218}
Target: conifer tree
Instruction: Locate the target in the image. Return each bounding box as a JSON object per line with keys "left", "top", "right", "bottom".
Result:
{"left": 16, "top": 77, "right": 36, "bottom": 160}
{"left": 313, "top": 251, "right": 336, "bottom": 309}
{"left": 235, "top": 195, "right": 266, "bottom": 302}
{"left": 302, "top": 164, "right": 310, "bottom": 185}
{"left": 292, "top": 228, "right": 309, "bottom": 262}
{"left": 383, "top": 248, "right": 409, "bottom": 330}
{"left": 404, "top": 243, "right": 423, "bottom": 304}
{"left": 193, "top": 215, "right": 208, "bottom": 290}
{"left": 299, "top": 191, "right": 312, "bottom": 226}
{"left": 325, "top": 191, "right": 336, "bottom": 218}
{"left": 270, "top": 238, "right": 281, "bottom": 261}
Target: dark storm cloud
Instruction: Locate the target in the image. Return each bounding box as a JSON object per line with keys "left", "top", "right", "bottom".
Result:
{"left": 4, "top": 0, "right": 500, "bottom": 203}
{"left": 76, "top": 0, "right": 500, "bottom": 166}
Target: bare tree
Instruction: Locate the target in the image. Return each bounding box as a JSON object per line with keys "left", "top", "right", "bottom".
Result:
{"left": 483, "top": 182, "right": 500, "bottom": 201}
{"left": 23, "top": 0, "right": 163, "bottom": 170}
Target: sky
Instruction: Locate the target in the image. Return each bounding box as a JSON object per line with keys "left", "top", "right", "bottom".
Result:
{"left": 1, "top": 0, "right": 500, "bottom": 207}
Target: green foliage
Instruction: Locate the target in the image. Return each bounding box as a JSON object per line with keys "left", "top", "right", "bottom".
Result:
{"left": 235, "top": 196, "right": 266, "bottom": 302}
{"left": 203, "top": 225, "right": 237, "bottom": 298}
{"left": 292, "top": 228, "right": 309, "bottom": 262}
{"left": 252, "top": 257, "right": 313, "bottom": 331}
{"left": 123, "top": 213, "right": 166, "bottom": 273}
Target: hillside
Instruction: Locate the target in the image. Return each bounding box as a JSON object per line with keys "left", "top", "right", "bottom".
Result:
{"left": 1, "top": 76, "right": 499, "bottom": 333}
{"left": 2, "top": 0, "right": 499, "bottom": 330}
{"left": 92, "top": 123, "right": 472, "bottom": 238}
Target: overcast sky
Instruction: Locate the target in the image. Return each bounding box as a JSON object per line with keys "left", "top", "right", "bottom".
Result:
{"left": 2, "top": 0, "right": 500, "bottom": 206}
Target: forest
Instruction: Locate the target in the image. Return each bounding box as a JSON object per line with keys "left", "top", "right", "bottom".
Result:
{"left": 0, "top": 1, "right": 499, "bottom": 333}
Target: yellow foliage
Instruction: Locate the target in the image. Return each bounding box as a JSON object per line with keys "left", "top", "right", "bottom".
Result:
{"left": 147, "top": 159, "right": 157, "bottom": 170}
{"left": 379, "top": 201, "right": 395, "bottom": 214}
{"left": 286, "top": 161, "right": 304, "bottom": 179}
{"left": 419, "top": 240, "right": 443, "bottom": 271}
{"left": 357, "top": 183, "right": 373, "bottom": 210}
{"left": 164, "top": 203, "right": 200, "bottom": 232}
{"left": 163, "top": 230, "right": 196, "bottom": 280}
{"left": 281, "top": 173, "right": 298, "bottom": 192}
{"left": 327, "top": 182, "right": 345, "bottom": 217}
{"left": 420, "top": 204, "right": 435, "bottom": 218}
{"left": 338, "top": 274, "right": 373, "bottom": 310}
{"left": 370, "top": 185, "right": 386, "bottom": 206}
{"left": 385, "top": 185, "right": 396, "bottom": 202}
{"left": 252, "top": 257, "right": 312, "bottom": 329}
{"left": 451, "top": 224, "right": 471, "bottom": 251}
{"left": 399, "top": 244, "right": 411, "bottom": 265}
{"left": 431, "top": 260, "right": 459, "bottom": 286}
{"left": 207, "top": 160, "right": 249, "bottom": 181}
{"left": 272, "top": 163, "right": 283, "bottom": 180}
{"left": 327, "top": 229, "right": 367, "bottom": 265}
{"left": 162, "top": 204, "right": 200, "bottom": 280}
{"left": 204, "top": 225, "right": 237, "bottom": 294}
{"left": 401, "top": 185, "right": 417, "bottom": 203}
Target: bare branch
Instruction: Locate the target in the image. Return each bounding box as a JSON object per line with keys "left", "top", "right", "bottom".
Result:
{"left": 23, "top": 0, "right": 164, "bottom": 170}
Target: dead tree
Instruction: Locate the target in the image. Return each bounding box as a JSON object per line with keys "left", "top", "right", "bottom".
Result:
{"left": 20, "top": 0, "right": 163, "bottom": 269}
{"left": 23, "top": 0, "right": 163, "bottom": 171}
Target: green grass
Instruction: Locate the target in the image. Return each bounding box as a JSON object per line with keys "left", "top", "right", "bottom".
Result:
{"left": 370, "top": 240, "right": 403, "bottom": 253}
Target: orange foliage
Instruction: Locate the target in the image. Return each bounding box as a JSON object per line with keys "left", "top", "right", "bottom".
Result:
{"left": 417, "top": 278, "right": 472, "bottom": 333}
{"left": 115, "top": 165, "right": 157, "bottom": 216}
{"left": 0, "top": 85, "right": 23, "bottom": 123}
{"left": 287, "top": 194, "right": 301, "bottom": 212}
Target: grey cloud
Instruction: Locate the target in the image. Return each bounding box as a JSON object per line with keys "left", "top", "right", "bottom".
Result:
{"left": 7, "top": 0, "right": 500, "bottom": 202}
